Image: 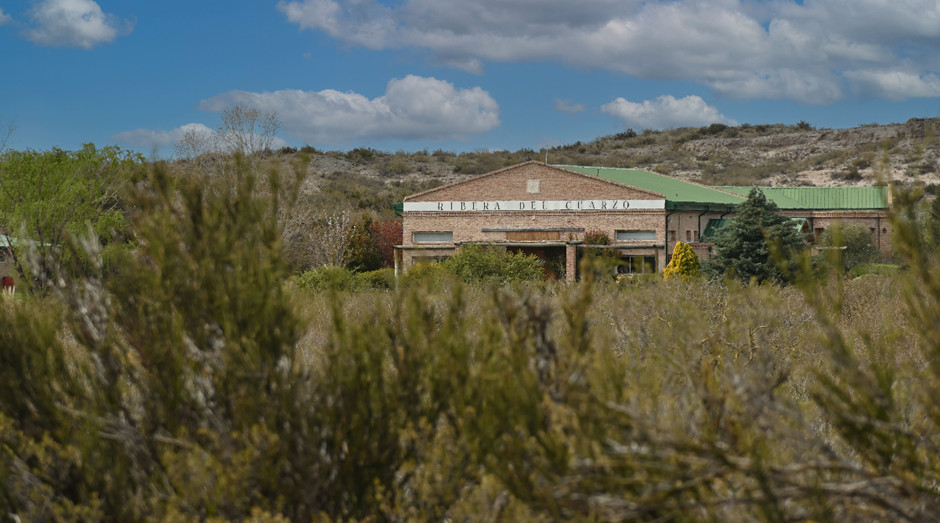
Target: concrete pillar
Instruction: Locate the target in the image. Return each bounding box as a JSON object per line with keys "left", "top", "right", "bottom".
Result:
{"left": 565, "top": 243, "right": 577, "bottom": 282}
{"left": 393, "top": 247, "right": 400, "bottom": 290}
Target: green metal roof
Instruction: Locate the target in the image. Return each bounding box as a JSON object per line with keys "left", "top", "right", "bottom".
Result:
{"left": 718, "top": 186, "right": 889, "bottom": 210}
{"left": 558, "top": 165, "right": 746, "bottom": 208}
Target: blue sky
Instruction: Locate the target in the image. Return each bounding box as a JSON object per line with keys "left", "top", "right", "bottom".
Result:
{"left": 1, "top": 0, "right": 939, "bottom": 159}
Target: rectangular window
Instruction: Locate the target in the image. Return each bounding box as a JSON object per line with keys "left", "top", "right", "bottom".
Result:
{"left": 615, "top": 230, "right": 656, "bottom": 241}
{"left": 413, "top": 231, "right": 453, "bottom": 243}
{"left": 693, "top": 230, "right": 699, "bottom": 242}
{"left": 617, "top": 255, "right": 657, "bottom": 274}
{"left": 668, "top": 230, "right": 676, "bottom": 242}
{"left": 686, "top": 230, "right": 692, "bottom": 241}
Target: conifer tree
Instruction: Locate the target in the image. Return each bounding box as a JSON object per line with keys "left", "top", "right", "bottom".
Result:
{"left": 706, "top": 187, "right": 805, "bottom": 283}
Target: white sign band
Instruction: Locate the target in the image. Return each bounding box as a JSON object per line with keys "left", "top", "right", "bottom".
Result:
{"left": 403, "top": 200, "right": 666, "bottom": 212}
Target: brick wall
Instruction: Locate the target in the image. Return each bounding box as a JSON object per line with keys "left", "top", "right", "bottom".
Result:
{"left": 406, "top": 161, "right": 661, "bottom": 203}
{"left": 401, "top": 162, "right": 671, "bottom": 271}
{"left": 780, "top": 210, "right": 893, "bottom": 255}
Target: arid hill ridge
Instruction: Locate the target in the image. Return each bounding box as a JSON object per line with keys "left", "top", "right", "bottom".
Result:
{"left": 255, "top": 118, "right": 940, "bottom": 224}
{"left": 286, "top": 118, "right": 939, "bottom": 189}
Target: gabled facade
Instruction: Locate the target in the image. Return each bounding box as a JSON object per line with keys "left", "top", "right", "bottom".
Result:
{"left": 396, "top": 162, "right": 892, "bottom": 280}
{"left": 399, "top": 162, "right": 672, "bottom": 280}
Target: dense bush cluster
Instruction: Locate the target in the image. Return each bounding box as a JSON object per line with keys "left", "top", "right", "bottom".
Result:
{"left": 294, "top": 266, "right": 395, "bottom": 292}
{"left": 441, "top": 244, "right": 545, "bottom": 285}
{"left": 4, "top": 152, "right": 940, "bottom": 521}
{"left": 294, "top": 243, "right": 545, "bottom": 292}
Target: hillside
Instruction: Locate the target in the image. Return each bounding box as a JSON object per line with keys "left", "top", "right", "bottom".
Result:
{"left": 275, "top": 118, "right": 938, "bottom": 209}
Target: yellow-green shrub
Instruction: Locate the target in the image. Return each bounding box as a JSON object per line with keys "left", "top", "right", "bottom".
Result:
{"left": 663, "top": 241, "right": 700, "bottom": 279}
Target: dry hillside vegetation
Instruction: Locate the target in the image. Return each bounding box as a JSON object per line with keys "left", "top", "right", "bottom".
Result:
{"left": 6, "top": 153, "right": 940, "bottom": 520}
{"left": 257, "top": 118, "right": 940, "bottom": 219}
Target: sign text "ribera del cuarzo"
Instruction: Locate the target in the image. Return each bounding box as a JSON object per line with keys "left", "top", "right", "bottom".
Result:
{"left": 403, "top": 200, "right": 666, "bottom": 212}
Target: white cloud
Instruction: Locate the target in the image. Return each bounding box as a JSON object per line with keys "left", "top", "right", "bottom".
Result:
{"left": 112, "top": 123, "right": 215, "bottom": 149}
{"left": 111, "top": 123, "right": 288, "bottom": 153}
{"left": 0, "top": 8, "right": 12, "bottom": 25}
{"left": 601, "top": 95, "right": 737, "bottom": 130}
{"left": 845, "top": 70, "right": 940, "bottom": 100}
{"left": 554, "top": 98, "right": 586, "bottom": 114}
{"left": 278, "top": 0, "right": 940, "bottom": 103}
{"left": 24, "top": 0, "right": 133, "bottom": 49}
{"left": 112, "top": 122, "right": 290, "bottom": 154}
{"left": 198, "top": 75, "right": 500, "bottom": 144}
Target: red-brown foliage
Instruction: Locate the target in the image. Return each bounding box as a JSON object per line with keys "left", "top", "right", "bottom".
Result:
{"left": 370, "top": 218, "right": 403, "bottom": 268}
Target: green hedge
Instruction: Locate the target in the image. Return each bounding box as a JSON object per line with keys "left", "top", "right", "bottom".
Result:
{"left": 294, "top": 266, "right": 395, "bottom": 292}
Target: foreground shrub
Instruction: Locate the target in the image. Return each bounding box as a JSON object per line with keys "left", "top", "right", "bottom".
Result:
{"left": 9, "top": 163, "right": 940, "bottom": 521}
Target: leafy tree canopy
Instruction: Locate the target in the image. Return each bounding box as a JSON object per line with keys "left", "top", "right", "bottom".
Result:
{"left": 706, "top": 187, "right": 806, "bottom": 284}
{"left": 0, "top": 144, "right": 143, "bottom": 289}
{"left": 818, "top": 222, "right": 880, "bottom": 271}
{"left": 344, "top": 214, "right": 383, "bottom": 273}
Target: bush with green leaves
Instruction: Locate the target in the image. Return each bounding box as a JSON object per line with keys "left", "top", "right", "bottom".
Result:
{"left": 344, "top": 214, "right": 382, "bottom": 272}
{"left": 578, "top": 230, "right": 621, "bottom": 279}
{"left": 9, "top": 155, "right": 940, "bottom": 521}
{"left": 295, "top": 265, "right": 363, "bottom": 292}
{"left": 356, "top": 267, "right": 395, "bottom": 289}
{"left": 294, "top": 266, "right": 395, "bottom": 292}
{"left": 441, "top": 244, "right": 545, "bottom": 285}
{"left": 400, "top": 259, "right": 454, "bottom": 288}
{"left": 0, "top": 144, "right": 143, "bottom": 291}
{"left": 818, "top": 222, "right": 881, "bottom": 272}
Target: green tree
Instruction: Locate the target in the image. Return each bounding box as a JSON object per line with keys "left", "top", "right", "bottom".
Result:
{"left": 344, "top": 214, "right": 382, "bottom": 272}
{"left": 370, "top": 217, "right": 402, "bottom": 268}
{"left": 818, "top": 222, "right": 880, "bottom": 271}
{"left": 580, "top": 229, "right": 620, "bottom": 279}
{"left": 706, "top": 187, "right": 805, "bottom": 284}
{"left": 663, "top": 241, "right": 700, "bottom": 279}
{"left": 0, "top": 144, "right": 142, "bottom": 291}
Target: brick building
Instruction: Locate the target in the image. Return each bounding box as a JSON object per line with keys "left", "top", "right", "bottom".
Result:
{"left": 396, "top": 162, "right": 890, "bottom": 281}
